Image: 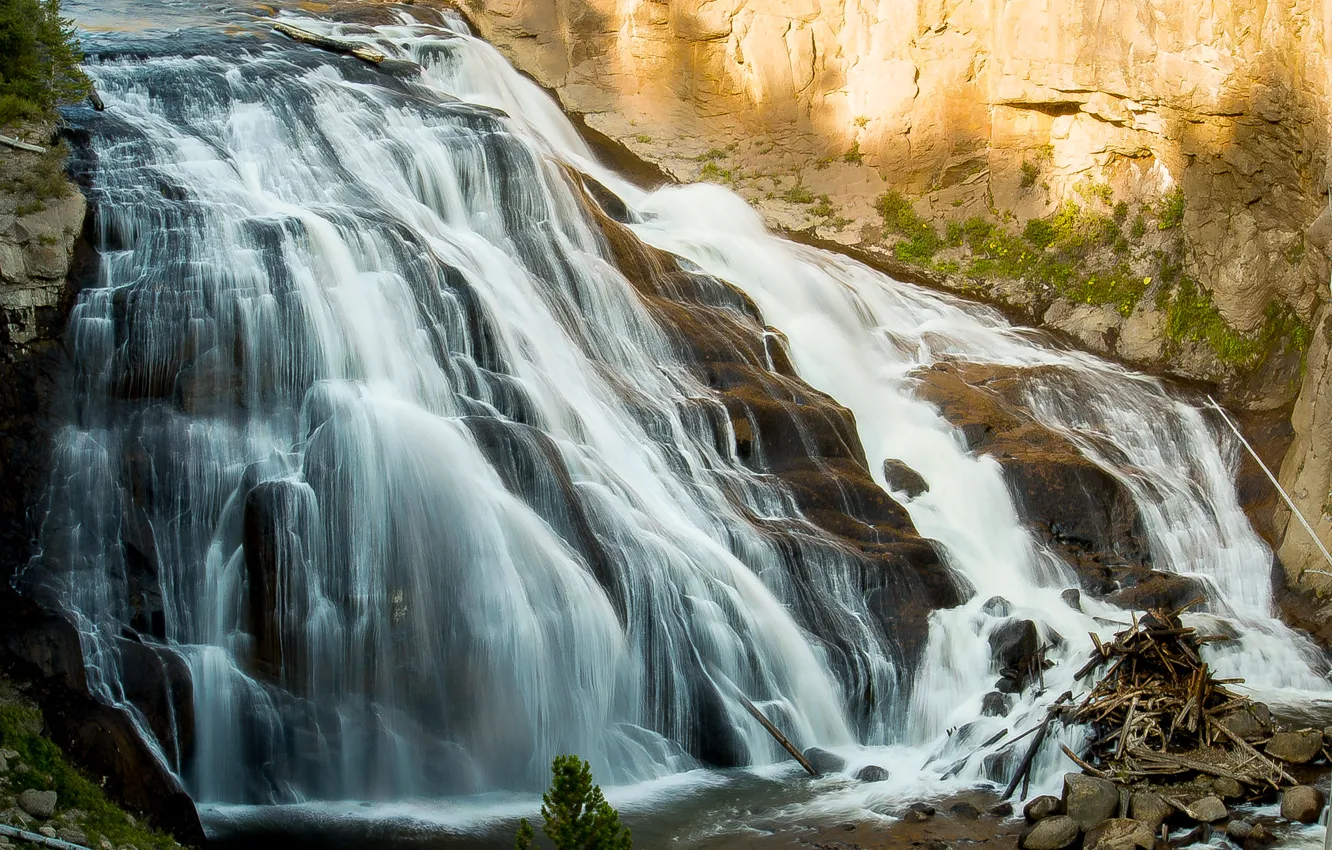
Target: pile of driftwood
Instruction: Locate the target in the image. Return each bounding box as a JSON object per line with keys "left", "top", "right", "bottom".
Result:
{"left": 1063, "top": 598, "right": 1298, "bottom": 792}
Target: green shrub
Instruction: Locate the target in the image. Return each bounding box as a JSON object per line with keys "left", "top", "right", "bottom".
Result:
{"left": 515, "top": 755, "right": 632, "bottom": 850}
{"left": 782, "top": 183, "right": 814, "bottom": 204}
{"left": 1020, "top": 160, "right": 1039, "bottom": 189}
{"left": 843, "top": 140, "right": 862, "bottom": 164}
{"left": 1156, "top": 186, "right": 1185, "bottom": 230}
{"left": 1161, "top": 278, "right": 1310, "bottom": 366}
{"left": 694, "top": 147, "right": 727, "bottom": 162}
{"left": 699, "top": 161, "right": 733, "bottom": 184}
{"left": 0, "top": 0, "right": 91, "bottom": 129}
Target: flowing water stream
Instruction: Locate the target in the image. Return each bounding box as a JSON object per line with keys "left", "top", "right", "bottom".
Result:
{"left": 29, "top": 3, "right": 1332, "bottom": 845}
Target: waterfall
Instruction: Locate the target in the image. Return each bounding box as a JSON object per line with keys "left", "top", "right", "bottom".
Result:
{"left": 32, "top": 2, "right": 1330, "bottom": 829}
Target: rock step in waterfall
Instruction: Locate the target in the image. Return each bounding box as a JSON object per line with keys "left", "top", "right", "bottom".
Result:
{"left": 21, "top": 2, "right": 1332, "bottom": 841}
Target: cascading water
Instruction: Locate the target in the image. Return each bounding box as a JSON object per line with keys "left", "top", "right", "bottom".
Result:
{"left": 28, "top": 2, "right": 1332, "bottom": 842}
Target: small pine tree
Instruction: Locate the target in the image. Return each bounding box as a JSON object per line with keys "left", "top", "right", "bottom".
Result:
{"left": 0, "top": 0, "right": 91, "bottom": 128}
{"left": 514, "top": 755, "right": 632, "bottom": 850}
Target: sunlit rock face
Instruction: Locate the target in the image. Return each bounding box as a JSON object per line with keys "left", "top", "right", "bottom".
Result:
{"left": 463, "top": 0, "right": 1330, "bottom": 399}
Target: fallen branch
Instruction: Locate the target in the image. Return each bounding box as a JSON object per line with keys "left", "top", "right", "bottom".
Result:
{"left": 736, "top": 693, "right": 818, "bottom": 777}
{"left": 0, "top": 134, "right": 46, "bottom": 153}
{"left": 273, "top": 21, "right": 386, "bottom": 63}
{"left": 0, "top": 823, "right": 92, "bottom": 850}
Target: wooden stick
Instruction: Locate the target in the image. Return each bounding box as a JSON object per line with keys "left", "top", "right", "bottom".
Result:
{"left": 1002, "top": 692, "right": 1072, "bottom": 800}
{"left": 1116, "top": 697, "right": 1138, "bottom": 760}
{"left": 273, "top": 21, "right": 387, "bottom": 63}
{"left": 1060, "top": 743, "right": 1107, "bottom": 777}
{"left": 0, "top": 134, "right": 46, "bottom": 153}
{"left": 736, "top": 693, "right": 818, "bottom": 776}
{"left": 1213, "top": 722, "right": 1297, "bottom": 786}
{"left": 0, "top": 824, "right": 92, "bottom": 850}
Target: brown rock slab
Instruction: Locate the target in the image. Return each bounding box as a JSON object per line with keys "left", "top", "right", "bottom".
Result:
{"left": 1083, "top": 818, "right": 1156, "bottom": 850}
{"left": 1185, "top": 795, "right": 1227, "bottom": 823}
{"left": 1023, "top": 795, "right": 1062, "bottom": 823}
{"left": 1021, "top": 815, "right": 1079, "bottom": 850}
{"left": 1129, "top": 791, "right": 1172, "bottom": 831}
{"left": 1265, "top": 729, "right": 1323, "bottom": 764}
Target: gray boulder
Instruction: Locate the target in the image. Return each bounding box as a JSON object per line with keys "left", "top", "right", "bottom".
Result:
{"left": 1082, "top": 818, "right": 1155, "bottom": 850}
{"left": 981, "top": 691, "right": 1012, "bottom": 717}
{"left": 1217, "top": 703, "right": 1272, "bottom": 742}
{"left": 1023, "top": 795, "right": 1062, "bottom": 823}
{"left": 949, "top": 802, "right": 982, "bottom": 819}
{"left": 17, "top": 790, "right": 56, "bottom": 819}
{"left": 803, "top": 747, "right": 845, "bottom": 775}
{"left": 855, "top": 764, "right": 889, "bottom": 783}
{"left": 1128, "top": 791, "right": 1171, "bottom": 831}
{"left": 1062, "top": 773, "right": 1118, "bottom": 831}
{"left": 1281, "top": 785, "right": 1325, "bottom": 823}
{"left": 1060, "top": 588, "right": 1082, "bottom": 611}
{"left": 1265, "top": 730, "right": 1324, "bottom": 764}
{"left": 1021, "top": 815, "right": 1079, "bottom": 850}
{"left": 1209, "top": 776, "right": 1244, "bottom": 800}
{"left": 1185, "top": 795, "right": 1226, "bottom": 823}
{"left": 1225, "top": 820, "right": 1254, "bottom": 841}
{"left": 982, "top": 596, "right": 1013, "bottom": 617}
{"left": 904, "top": 802, "right": 936, "bottom": 822}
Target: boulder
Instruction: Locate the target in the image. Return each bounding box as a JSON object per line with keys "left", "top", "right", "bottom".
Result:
{"left": 1185, "top": 795, "right": 1226, "bottom": 823}
{"left": 1265, "top": 730, "right": 1323, "bottom": 764}
{"left": 883, "top": 459, "right": 929, "bottom": 498}
{"left": 983, "top": 596, "right": 1013, "bottom": 617}
{"left": 1061, "top": 588, "right": 1082, "bottom": 611}
{"left": 1281, "top": 785, "right": 1325, "bottom": 823}
{"left": 1021, "top": 815, "right": 1079, "bottom": 850}
{"left": 981, "top": 691, "right": 1012, "bottom": 716}
{"left": 1209, "top": 776, "right": 1244, "bottom": 800}
{"left": 949, "top": 802, "right": 982, "bottom": 819}
{"left": 803, "top": 747, "right": 846, "bottom": 775}
{"left": 1024, "top": 795, "right": 1062, "bottom": 822}
{"left": 1218, "top": 703, "right": 1272, "bottom": 742}
{"left": 1225, "top": 820, "right": 1254, "bottom": 841}
{"left": 1324, "top": 725, "right": 1332, "bottom": 746}
{"left": 855, "top": 764, "right": 889, "bottom": 782}
{"left": 1062, "top": 773, "right": 1119, "bottom": 831}
{"left": 17, "top": 790, "right": 56, "bottom": 819}
{"left": 1247, "top": 822, "right": 1277, "bottom": 844}
{"left": 989, "top": 801, "right": 1015, "bottom": 817}
{"left": 904, "top": 802, "right": 936, "bottom": 822}
{"left": 1083, "top": 818, "right": 1156, "bottom": 850}
{"left": 989, "top": 619, "right": 1040, "bottom": 688}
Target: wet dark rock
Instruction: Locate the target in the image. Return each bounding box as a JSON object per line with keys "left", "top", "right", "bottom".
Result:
{"left": 989, "top": 618, "right": 1040, "bottom": 686}
{"left": 989, "top": 801, "right": 1015, "bottom": 817}
{"left": 1061, "top": 588, "right": 1082, "bottom": 611}
{"left": 1185, "top": 795, "right": 1227, "bottom": 823}
{"left": 1218, "top": 703, "right": 1272, "bottom": 742}
{"left": 1129, "top": 791, "right": 1172, "bottom": 831}
{"left": 949, "top": 802, "right": 982, "bottom": 819}
{"left": 882, "top": 458, "right": 929, "bottom": 498}
{"left": 1020, "top": 814, "right": 1079, "bottom": 850}
{"left": 803, "top": 747, "right": 846, "bottom": 775}
{"left": 981, "top": 691, "right": 1012, "bottom": 716}
{"left": 912, "top": 362, "right": 1146, "bottom": 582}
{"left": 1102, "top": 570, "right": 1206, "bottom": 613}
{"left": 855, "top": 764, "right": 889, "bottom": 782}
{"left": 1226, "top": 820, "right": 1254, "bottom": 841}
{"left": 1281, "top": 785, "right": 1325, "bottom": 823}
{"left": 1082, "top": 817, "right": 1155, "bottom": 850}
{"left": 114, "top": 637, "right": 194, "bottom": 772}
{"left": 1246, "top": 822, "right": 1277, "bottom": 845}
{"left": 18, "top": 789, "right": 56, "bottom": 819}
{"left": 904, "top": 802, "right": 936, "bottom": 822}
{"left": 1265, "top": 729, "right": 1323, "bottom": 764}
{"left": 1062, "top": 772, "right": 1119, "bottom": 831}
{"left": 1023, "top": 795, "right": 1062, "bottom": 822}
{"left": 982, "top": 596, "right": 1013, "bottom": 617}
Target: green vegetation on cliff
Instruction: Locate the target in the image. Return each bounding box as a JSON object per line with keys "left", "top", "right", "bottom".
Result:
{"left": 0, "top": 0, "right": 90, "bottom": 128}
{"left": 876, "top": 186, "right": 1310, "bottom": 368}
{"left": 0, "top": 699, "right": 182, "bottom": 849}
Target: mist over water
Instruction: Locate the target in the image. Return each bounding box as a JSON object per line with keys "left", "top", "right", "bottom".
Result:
{"left": 30, "top": 4, "right": 1331, "bottom": 843}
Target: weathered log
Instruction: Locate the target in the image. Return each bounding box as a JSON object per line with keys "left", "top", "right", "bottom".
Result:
{"left": 0, "top": 824, "right": 92, "bottom": 850}
{"left": 272, "top": 21, "right": 387, "bottom": 63}
{"left": 736, "top": 693, "right": 818, "bottom": 776}
{"left": 0, "top": 134, "right": 46, "bottom": 153}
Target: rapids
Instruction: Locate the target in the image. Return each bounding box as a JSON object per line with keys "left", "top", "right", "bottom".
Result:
{"left": 23, "top": 2, "right": 1332, "bottom": 844}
